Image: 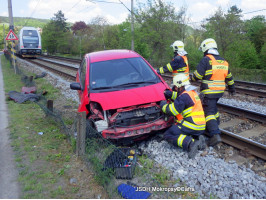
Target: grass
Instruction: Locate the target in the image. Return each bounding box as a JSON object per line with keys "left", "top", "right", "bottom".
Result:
{"left": 1, "top": 55, "right": 105, "bottom": 198}
{"left": 230, "top": 67, "right": 266, "bottom": 83}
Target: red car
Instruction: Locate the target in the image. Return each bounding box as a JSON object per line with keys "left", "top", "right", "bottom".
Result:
{"left": 70, "top": 50, "right": 173, "bottom": 143}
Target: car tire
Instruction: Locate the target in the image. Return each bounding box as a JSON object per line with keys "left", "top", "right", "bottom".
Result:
{"left": 86, "top": 119, "right": 98, "bottom": 139}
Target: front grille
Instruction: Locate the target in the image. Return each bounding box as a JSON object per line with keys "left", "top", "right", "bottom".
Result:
{"left": 113, "top": 106, "right": 161, "bottom": 127}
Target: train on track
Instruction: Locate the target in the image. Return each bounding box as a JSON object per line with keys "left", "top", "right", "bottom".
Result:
{"left": 15, "top": 27, "right": 42, "bottom": 58}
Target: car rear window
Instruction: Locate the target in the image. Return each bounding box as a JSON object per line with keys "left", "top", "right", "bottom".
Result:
{"left": 90, "top": 57, "right": 160, "bottom": 91}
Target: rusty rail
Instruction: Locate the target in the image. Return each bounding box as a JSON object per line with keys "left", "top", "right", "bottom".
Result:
{"left": 26, "top": 59, "right": 76, "bottom": 81}
{"left": 160, "top": 74, "right": 266, "bottom": 98}
{"left": 221, "top": 129, "right": 266, "bottom": 160}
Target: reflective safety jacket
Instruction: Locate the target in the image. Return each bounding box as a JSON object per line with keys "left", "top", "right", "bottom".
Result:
{"left": 162, "top": 89, "right": 206, "bottom": 131}
{"left": 192, "top": 54, "right": 235, "bottom": 98}
{"left": 158, "top": 55, "right": 189, "bottom": 78}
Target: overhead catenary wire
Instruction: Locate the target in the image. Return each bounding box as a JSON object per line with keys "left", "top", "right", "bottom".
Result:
{"left": 187, "top": 8, "right": 266, "bottom": 25}
{"left": 65, "top": 0, "right": 82, "bottom": 13}
{"left": 23, "top": 0, "right": 42, "bottom": 27}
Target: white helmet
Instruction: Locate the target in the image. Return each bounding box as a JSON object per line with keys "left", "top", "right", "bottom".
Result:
{"left": 199, "top": 38, "right": 217, "bottom": 53}
{"left": 171, "top": 40, "right": 185, "bottom": 53}
{"left": 173, "top": 73, "right": 190, "bottom": 88}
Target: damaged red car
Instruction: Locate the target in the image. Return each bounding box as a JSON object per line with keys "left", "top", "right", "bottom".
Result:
{"left": 70, "top": 50, "right": 173, "bottom": 143}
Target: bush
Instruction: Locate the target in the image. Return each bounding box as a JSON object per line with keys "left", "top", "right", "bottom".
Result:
{"left": 225, "top": 39, "right": 260, "bottom": 69}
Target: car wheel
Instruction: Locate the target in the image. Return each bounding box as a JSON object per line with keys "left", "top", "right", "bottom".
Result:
{"left": 86, "top": 119, "right": 98, "bottom": 139}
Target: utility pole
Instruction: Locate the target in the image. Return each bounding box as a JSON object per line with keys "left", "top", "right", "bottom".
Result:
{"left": 8, "top": 0, "right": 14, "bottom": 31}
{"left": 3, "top": 24, "right": 6, "bottom": 49}
{"left": 131, "top": 0, "right": 134, "bottom": 51}
{"left": 7, "top": 0, "right": 16, "bottom": 73}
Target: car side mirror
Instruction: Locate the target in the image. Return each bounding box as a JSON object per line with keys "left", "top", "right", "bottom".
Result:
{"left": 70, "top": 82, "right": 81, "bottom": 90}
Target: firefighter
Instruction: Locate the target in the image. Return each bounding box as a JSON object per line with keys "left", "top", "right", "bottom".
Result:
{"left": 157, "top": 41, "right": 189, "bottom": 79}
{"left": 160, "top": 74, "right": 206, "bottom": 159}
{"left": 191, "top": 38, "right": 235, "bottom": 146}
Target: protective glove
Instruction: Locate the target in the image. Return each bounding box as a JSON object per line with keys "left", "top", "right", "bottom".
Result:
{"left": 159, "top": 100, "right": 167, "bottom": 108}
{"left": 164, "top": 89, "right": 172, "bottom": 100}
{"left": 156, "top": 68, "right": 161, "bottom": 75}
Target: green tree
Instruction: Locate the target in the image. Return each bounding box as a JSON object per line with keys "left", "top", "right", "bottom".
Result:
{"left": 225, "top": 39, "right": 259, "bottom": 69}
{"left": 135, "top": 0, "right": 188, "bottom": 67}
{"left": 203, "top": 6, "right": 244, "bottom": 55}
{"left": 42, "top": 21, "right": 58, "bottom": 53}
{"left": 52, "top": 10, "right": 68, "bottom": 32}
{"left": 244, "top": 15, "right": 266, "bottom": 54}
{"left": 259, "top": 43, "right": 266, "bottom": 69}
{"left": 42, "top": 10, "right": 69, "bottom": 54}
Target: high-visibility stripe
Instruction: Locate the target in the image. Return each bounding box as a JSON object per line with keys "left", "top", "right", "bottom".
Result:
{"left": 201, "top": 89, "right": 224, "bottom": 94}
{"left": 182, "top": 107, "right": 193, "bottom": 117}
{"left": 205, "top": 70, "right": 212, "bottom": 76}
{"left": 227, "top": 80, "right": 234, "bottom": 85}
{"left": 162, "top": 104, "right": 167, "bottom": 113}
{"left": 177, "top": 134, "right": 186, "bottom": 147}
{"left": 182, "top": 120, "right": 206, "bottom": 130}
{"left": 160, "top": 67, "right": 164, "bottom": 74}
{"left": 169, "top": 103, "right": 179, "bottom": 115}
{"left": 166, "top": 63, "right": 173, "bottom": 72}
{"left": 206, "top": 115, "right": 216, "bottom": 122}
{"left": 215, "top": 112, "right": 219, "bottom": 118}
{"left": 171, "top": 91, "right": 177, "bottom": 100}
{"left": 194, "top": 71, "right": 203, "bottom": 79}
{"left": 226, "top": 73, "right": 232, "bottom": 78}
{"left": 175, "top": 67, "right": 187, "bottom": 72}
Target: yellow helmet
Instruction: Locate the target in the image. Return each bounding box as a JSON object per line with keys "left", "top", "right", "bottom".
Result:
{"left": 173, "top": 73, "right": 190, "bottom": 88}
{"left": 199, "top": 38, "right": 217, "bottom": 53}
{"left": 171, "top": 40, "right": 185, "bottom": 53}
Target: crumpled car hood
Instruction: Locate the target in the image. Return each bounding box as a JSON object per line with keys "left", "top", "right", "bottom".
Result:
{"left": 90, "top": 82, "right": 167, "bottom": 110}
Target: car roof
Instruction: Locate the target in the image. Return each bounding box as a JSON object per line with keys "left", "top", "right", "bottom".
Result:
{"left": 86, "top": 49, "right": 140, "bottom": 63}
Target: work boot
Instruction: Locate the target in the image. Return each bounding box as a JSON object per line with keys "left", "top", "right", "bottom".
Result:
{"left": 208, "top": 134, "right": 222, "bottom": 147}
{"left": 198, "top": 135, "right": 207, "bottom": 150}
{"left": 188, "top": 140, "right": 200, "bottom": 159}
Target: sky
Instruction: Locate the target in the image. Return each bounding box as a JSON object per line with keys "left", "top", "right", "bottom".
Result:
{"left": 0, "top": 0, "right": 265, "bottom": 26}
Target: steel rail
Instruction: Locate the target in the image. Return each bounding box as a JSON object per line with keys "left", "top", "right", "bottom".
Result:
{"left": 235, "top": 80, "right": 266, "bottom": 90}
{"left": 37, "top": 58, "right": 78, "bottom": 71}
{"left": 160, "top": 74, "right": 266, "bottom": 98}
{"left": 40, "top": 55, "right": 81, "bottom": 64}
{"left": 221, "top": 129, "right": 266, "bottom": 160}
{"left": 26, "top": 59, "right": 76, "bottom": 81}
{"left": 217, "top": 103, "right": 266, "bottom": 124}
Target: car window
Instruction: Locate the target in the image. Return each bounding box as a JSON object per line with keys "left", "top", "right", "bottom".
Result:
{"left": 79, "top": 59, "right": 86, "bottom": 90}
{"left": 90, "top": 57, "right": 160, "bottom": 91}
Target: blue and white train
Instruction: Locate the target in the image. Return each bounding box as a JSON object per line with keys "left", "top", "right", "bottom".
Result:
{"left": 15, "top": 27, "right": 42, "bottom": 57}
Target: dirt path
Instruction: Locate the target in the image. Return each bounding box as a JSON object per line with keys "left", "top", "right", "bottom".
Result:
{"left": 0, "top": 54, "right": 21, "bottom": 198}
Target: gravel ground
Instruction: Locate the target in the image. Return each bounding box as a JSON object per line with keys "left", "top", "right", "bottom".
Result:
{"left": 18, "top": 58, "right": 266, "bottom": 199}
{"left": 219, "top": 97, "right": 266, "bottom": 114}
{"left": 138, "top": 139, "right": 266, "bottom": 199}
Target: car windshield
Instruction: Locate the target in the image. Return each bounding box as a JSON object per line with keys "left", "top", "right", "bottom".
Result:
{"left": 90, "top": 57, "right": 160, "bottom": 91}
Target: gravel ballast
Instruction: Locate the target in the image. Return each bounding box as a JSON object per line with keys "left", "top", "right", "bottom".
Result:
{"left": 139, "top": 140, "right": 266, "bottom": 199}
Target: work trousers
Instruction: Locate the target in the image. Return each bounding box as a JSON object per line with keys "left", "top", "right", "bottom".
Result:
{"left": 202, "top": 97, "right": 220, "bottom": 136}
{"left": 163, "top": 124, "right": 204, "bottom": 151}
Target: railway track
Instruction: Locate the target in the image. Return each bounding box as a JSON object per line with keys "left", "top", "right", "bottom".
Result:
{"left": 40, "top": 55, "right": 81, "bottom": 64}
{"left": 25, "top": 58, "right": 76, "bottom": 81}
{"left": 161, "top": 74, "right": 266, "bottom": 98}
{"left": 23, "top": 56, "right": 266, "bottom": 160}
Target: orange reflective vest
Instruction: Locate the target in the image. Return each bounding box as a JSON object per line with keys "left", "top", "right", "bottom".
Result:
{"left": 173, "top": 55, "right": 189, "bottom": 78}
{"left": 201, "top": 55, "right": 229, "bottom": 95}
{"left": 176, "top": 90, "right": 206, "bottom": 129}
